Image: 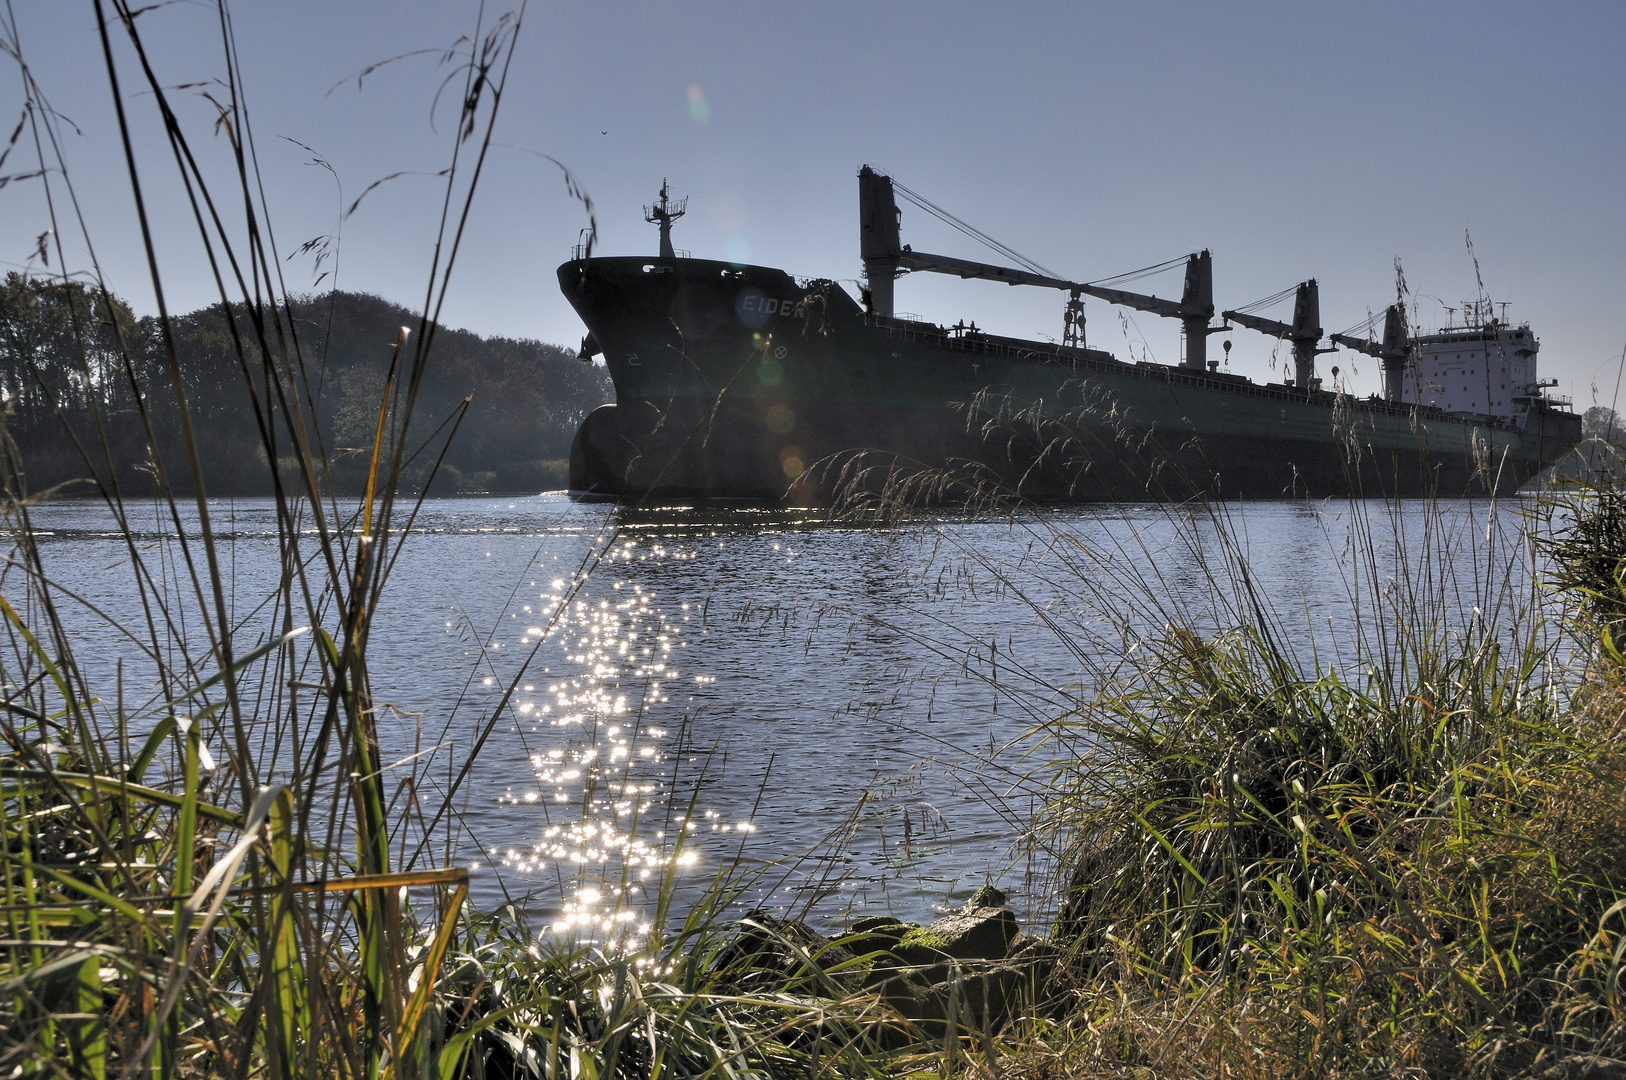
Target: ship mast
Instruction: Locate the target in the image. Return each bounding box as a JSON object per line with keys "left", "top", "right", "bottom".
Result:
{"left": 1222, "top": 280, "right": 1334, "bottom": 390}
{"left": 644, "top": 179, "right": 687, "bottom": 260}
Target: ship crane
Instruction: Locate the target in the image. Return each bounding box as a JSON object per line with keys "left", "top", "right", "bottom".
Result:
{"left": 1221, "top": 280, "right": 1334, "bottom": 391}
{"left": 859, "top": 166, "right": 1223, "bottom": 371}
{"left": 1329, "top": 305, "right": 1410, "bottom": 403}
{"left": 1075, "top": 253, "right": 1222, "bottom": 372}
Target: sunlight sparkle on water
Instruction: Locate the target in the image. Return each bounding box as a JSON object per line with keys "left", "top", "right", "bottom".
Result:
{"left": 483, "top": 534, "right": 716, "bottom": 944}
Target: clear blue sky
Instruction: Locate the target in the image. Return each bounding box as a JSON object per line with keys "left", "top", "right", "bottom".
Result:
{"left": 5, "top": 1, "right": 1624, "bottom": 405}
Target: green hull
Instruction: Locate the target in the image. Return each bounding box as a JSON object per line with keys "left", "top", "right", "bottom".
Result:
{"left": 559, "top": 256, "right": 1581, "bottom": 504}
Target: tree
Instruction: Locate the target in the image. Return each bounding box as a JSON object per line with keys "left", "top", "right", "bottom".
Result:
{"left": 1583, "top": 405, "right": 1621, "bottom": 444}
{"left": 0, "top": 280, "right": 613, "bottom": 496}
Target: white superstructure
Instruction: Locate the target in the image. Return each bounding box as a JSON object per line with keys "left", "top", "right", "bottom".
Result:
{"left": 1402, "top": 301, "right": 1541, "bottom": 419}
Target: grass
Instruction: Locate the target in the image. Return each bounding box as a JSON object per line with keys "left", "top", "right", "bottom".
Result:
{"left": 995, "top": 487, "right": 1626, "bottom": 1078}
{"left": 3, "top": 3, "right": 1625, "bottom": 1078}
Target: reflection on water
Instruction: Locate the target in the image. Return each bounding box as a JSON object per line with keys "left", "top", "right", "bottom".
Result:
{"left": 19, "top": 493, "right": 1539, "bottom": 945}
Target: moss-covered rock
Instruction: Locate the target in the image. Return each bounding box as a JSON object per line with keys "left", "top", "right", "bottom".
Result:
{"left": 896, "top": 905, "right": 1017, "bottom": 965}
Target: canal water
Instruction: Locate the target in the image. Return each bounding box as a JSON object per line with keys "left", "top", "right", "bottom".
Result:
{"left": 18, "top": 493, "right": 1538, "bottom": 941}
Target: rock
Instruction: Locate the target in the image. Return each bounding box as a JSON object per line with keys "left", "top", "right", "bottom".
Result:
{"left": 838, "top": 919, "right": 914, "bottom": 990}
{"left": 1008, "top": 933, "right": 1077, "bottom": 1017}
{"left": 964, "top": 883, "right": 1008, "bottom": 910}
{"left": 1005, "top": 930, "right": 1043, "bottom": 956}
{"left": 896, "top": 906, "right": 1018, "bottom": 965}
{"left": 1542, "top": 1056, "right": 1626, "bottom": 1080}
{"left": 876, "top": 957, "right": 1036, "bottom": 1035}
{"left": 842, "top": 916, "right": 913, "bottom": 956}
{"left": 918, "top": 930, "right": 1074, "bottom": 1031}
{"left": 1006, "top": 932, "right": 1061, "bottom": 981}
{"left": 712, "top": 911, "right": 861, "bottom": 996}
{"left": 940, "top": 963, "right": 1030, "bottom": 1028}
{"left": 830, "top": 889, "right": 1056, "bottom": 1036}
{"left": 874, "top": 967, "right": 944, "bottom": 1021}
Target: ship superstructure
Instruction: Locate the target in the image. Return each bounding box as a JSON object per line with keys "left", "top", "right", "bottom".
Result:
{"left": 1399, "top": 303, "right": 1550, "bottom": 420}
{"left": 559, "top": 169, "right": 1580, "bottom": 504}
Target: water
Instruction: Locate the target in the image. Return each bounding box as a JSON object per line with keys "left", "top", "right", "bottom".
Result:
{"left": 14, "top": 493, "right": 1539, "bottom": 940}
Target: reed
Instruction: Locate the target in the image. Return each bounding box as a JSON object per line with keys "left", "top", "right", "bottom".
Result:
{"left": 0, "top": 2, "right": 558, "bottom": 1074}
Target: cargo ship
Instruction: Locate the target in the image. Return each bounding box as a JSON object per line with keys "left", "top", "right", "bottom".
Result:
{"left": 559, "top": 169, "right": 1579, "bottom": 505}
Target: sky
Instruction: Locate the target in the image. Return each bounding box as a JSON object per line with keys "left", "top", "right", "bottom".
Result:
{"left": 4, "top": 1, "right": 1624, "bottom": 406}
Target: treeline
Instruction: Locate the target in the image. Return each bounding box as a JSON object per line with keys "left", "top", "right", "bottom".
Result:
{"left": 0, "top": 273, "right": 612, "bottom": 496}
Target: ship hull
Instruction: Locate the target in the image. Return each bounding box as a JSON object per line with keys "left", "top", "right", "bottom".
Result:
{"left": 560, "top": 256, "right": 1581, "bottom": 505}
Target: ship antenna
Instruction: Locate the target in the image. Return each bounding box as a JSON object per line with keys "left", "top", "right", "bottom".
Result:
{"left": 644, "top": 178, "right": 688, "bottom": 260}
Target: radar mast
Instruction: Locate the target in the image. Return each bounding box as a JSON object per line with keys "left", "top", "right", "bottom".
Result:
{"left": 644, "top": 179, "right": 687, "bottom": 260}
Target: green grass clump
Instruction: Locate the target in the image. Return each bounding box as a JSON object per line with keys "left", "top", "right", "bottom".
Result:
{"left": 1023, "top": 490, "right": 1626, "bottom": 1078}
{"left": 422, "top": 890, "right": 927, "bottom": 1078}
{"left": 1541, "top": 476, "right": 1626, "bottom": 649}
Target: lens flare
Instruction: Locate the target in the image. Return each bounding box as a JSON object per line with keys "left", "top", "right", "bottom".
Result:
{"left": 765, "top": 404, "right": 795, "bottom": 434}
{"left": 779, "top": 446, "right": 804, "bottom": 478}
{"left": 686, "top": 84, "right": 709, "bottom": 124}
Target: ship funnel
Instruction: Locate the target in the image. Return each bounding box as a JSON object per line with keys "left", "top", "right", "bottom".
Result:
{"left": 858, "top": 165, "right": 902, "bottom": 316}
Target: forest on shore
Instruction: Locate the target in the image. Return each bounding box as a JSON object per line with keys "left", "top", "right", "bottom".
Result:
{"left": 0, "top": 272, "right": 612, "bottom": 497}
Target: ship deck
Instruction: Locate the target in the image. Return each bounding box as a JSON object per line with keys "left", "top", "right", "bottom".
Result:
{"left": 873, "top": 315, "right": 1540, "bottom": 434}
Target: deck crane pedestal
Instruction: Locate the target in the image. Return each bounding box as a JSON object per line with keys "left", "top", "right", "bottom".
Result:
{"left": 1222, "top": 280, "right": 1333, "bottom": 391}
{"left": 1075, "top": 251, "right": 1222, "bottom": 372}
{"left": 1330, "top": 305, "right": 1410, "bottom": 403}
{"left": 858, "top": 166, "right": 1223, "bottom": 370}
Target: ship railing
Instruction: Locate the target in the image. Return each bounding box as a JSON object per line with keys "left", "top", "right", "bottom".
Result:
{"left": 571, "top": 244, "right": 690, "bottom": 260}
{"left": 876, "top": 316, "right": 1066, "bottom": 365}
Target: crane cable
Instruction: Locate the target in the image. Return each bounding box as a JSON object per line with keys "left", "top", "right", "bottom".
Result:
{"left": 1229, "top": 284, "right": 1300, "bottom": 316}
{"left": 1085, "top": 255, "right": 1192, "bottom": 289}
{"left": 884, "top": 172, "right": 1199, "bottom": 295}
{"left": 1337, "top": 312, "right": 1381, "bottom": 340}
{"left": 887, "top": 175, "right": 1060, "bottom": 279}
